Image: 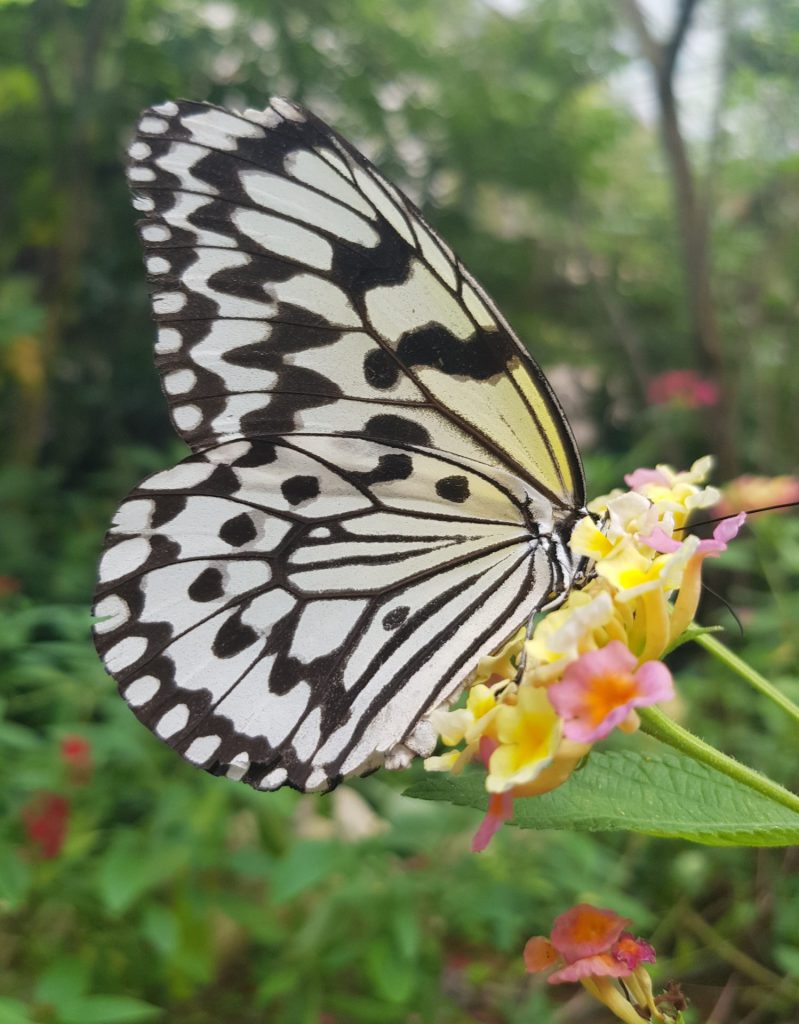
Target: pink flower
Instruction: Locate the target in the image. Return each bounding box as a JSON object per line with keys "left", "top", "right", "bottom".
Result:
{"left": 613, "top": 932, "right": 656, "bottom": 971}
{"left": 22, "top": 793, "right": 70, "bottom": 859}
{"left": 471, "top": 791, "right": 514, "bottom": 852}
{"left": 643, "top": 511, "right": 746, "bottom": 557}
{"left": 647, "top": 369, "right": 719, "bottom": 408}
{"left": 471, "top": 738, "right": 514, "bottom": 852}
{"left": 524, "top": 903, "right": 657, "bottom": 983}
{"left": 548, "top": 642, "right": 674, "bottom": 743}
{"left": 624, "top": 467, "right": 669, "bottom": 490}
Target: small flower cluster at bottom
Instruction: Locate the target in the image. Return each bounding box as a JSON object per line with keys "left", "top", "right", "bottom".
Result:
{"left": 525, "top": 903, "right": 684, "bottom": 1023}
{"left": 424, "top": 457, "right": 746, "bottom": 850}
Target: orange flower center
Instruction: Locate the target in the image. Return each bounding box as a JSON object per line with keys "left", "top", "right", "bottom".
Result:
{"left": 568, "top": 906, "right": 621, "bottom": 946}
{"left": 584, "top": 671, "right": 638, "bottom": 725}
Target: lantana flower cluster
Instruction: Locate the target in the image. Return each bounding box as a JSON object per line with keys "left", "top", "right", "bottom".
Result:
{"left": 525, "top": 903, "right": 673, "bottom": 1024}
{"left": 425, "top": 457, "right": 746, "bottom": 850}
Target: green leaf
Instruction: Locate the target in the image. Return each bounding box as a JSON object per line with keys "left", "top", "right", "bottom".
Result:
{"left": 364, "top": 940, "right": 416, "bottom": 1004}
{"left": 35, "top": 958, "right": 90, "bottom": 1005}
{"left": 255, "top": 971, "right": 297, "bottom": 1007}
{"left": 0, "top": 844, "right": 30, "bottom": 910}
{"left": 57, "top": 996, "right": 161, "bottom": 1024}
{"left": 97, "top": 832, "right": 185, "bottom": 915}
{"left": 140, "top": 905, "right": 179, "bottom": 957}
{"left": 775, "top": 944, "right": 799, "bottom": 978}
{"left": 0, "top": 998, "right": 36, "bottom": 1024}
{"left": 267, "top": 841, "right": 343, "bottom": 905}
{"left": 666, "top": 622, "right": 724, "bottom": 654}
{"left": 405, "top": 749, "right": 799, "bottom": 846}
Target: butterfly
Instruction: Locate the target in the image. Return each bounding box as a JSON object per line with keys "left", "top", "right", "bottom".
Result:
{"left": 92, "top": 97, "right": 587, "bottom": 793}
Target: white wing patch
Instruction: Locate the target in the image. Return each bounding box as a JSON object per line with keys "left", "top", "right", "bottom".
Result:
{"left": 239, "top": 170, "right": 381, "bottom": 248}
{"left": 231, "top": 208, "right": 334, "bottom": 269}
{"left": 364, "top": 258, "right": 473, "bottom": 342}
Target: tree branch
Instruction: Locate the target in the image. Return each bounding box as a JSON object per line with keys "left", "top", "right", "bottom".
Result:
{"left": 663, "top": 0, "right": 701, "bottom": 82}
{"left": 622, "top": 0, "right": 701, "bottom": 85}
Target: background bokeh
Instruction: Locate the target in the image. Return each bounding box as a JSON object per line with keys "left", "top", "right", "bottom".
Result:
{"left": 1, "top": 1, "right": 798, "bottom": 1021}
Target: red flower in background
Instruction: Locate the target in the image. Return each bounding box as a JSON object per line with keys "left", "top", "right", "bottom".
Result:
{"left": 647, "top": 370, "right": 718, "bottom": 409}
{"left": 22, "top": 793, "right": 70, "bottom": 859}
{"left": 61, "top": 734, "right": 92, "bottom": 785}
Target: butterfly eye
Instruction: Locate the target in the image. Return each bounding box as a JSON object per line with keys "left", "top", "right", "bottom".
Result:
{"left": 94, "top": 97, "right": 586, "bottom": 792}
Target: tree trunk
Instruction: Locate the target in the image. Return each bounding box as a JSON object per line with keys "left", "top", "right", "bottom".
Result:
{"left": 623, "top": 0, "right": 739, "bottom": 477}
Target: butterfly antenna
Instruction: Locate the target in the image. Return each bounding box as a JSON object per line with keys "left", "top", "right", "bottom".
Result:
{"left": 675, "top": 500, "right": 799, "bottom": 533}
{"left": 699, "top": 581, "right": 744, "bottom": 639}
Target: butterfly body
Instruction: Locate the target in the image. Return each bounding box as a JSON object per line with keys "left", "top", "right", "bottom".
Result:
{"left": 94, "top": 98, "right": 585, "bottom": 792}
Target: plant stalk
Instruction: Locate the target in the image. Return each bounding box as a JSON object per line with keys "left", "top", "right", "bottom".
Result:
{"left": 639, "top": 707, "right": 799, "bottom": 816}
{"left": 693, "top": 632, "right": 799, "bottom": 727}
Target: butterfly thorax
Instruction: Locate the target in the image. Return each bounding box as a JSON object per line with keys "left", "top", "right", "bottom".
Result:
{"left": 536, "top": 505, "right": 590, "bottom": 611}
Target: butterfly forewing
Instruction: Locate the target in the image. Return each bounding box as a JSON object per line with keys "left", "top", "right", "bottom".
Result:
{"left": 94, "top": 97, "right": 585, "bottom": 790}
{"left": 128, "top": 97, "right": 583, "bottom": 507}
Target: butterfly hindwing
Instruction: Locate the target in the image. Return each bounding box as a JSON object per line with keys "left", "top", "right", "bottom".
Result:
{"left": 93, "top": 438, "right": 555, "bottom": 790}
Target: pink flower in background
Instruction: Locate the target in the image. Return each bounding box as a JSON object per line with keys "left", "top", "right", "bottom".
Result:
{"left": 61, "top": 734, "right": 92, "bottom": 786}
{"left": 524, "top": 903, "right": 656, "bottom": 983}
{"left": 525, "top": 904, "right": 661, "bottom": 1024}
{"left": 548, "top": 642, "right": 674, "bottom": 743}
{"left": 647, "top": 370, "right": 719, "bottom": 409}
{"left": 22, "top": 793, "right": 70, "bottom": 859}
{"left": 716, "top": 474, "right": 799, "bottom": 517}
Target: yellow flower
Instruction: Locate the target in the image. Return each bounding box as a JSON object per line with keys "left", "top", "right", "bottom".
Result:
{"left": 471, "top": 628, "right": 525, "bottom": 685}
{"left": 423, "top": 750, "right": 461, "bottom": 773}
{"left": 485, "top": 686, "right": 562, "bottom": 793}
{"left": 624, "top": 457, "right": 719, "bottom": 528}
{"left": 596, "top": 535, "right": 698, "bottom": 601}
{"left": 569, "top": 516, "right": 613, "bottom": 561}
{"left": 527, "top": 590, "right": 614, "bottom": 668}
{"left": 428, "top": 682, "right": 502, "bottom": 747}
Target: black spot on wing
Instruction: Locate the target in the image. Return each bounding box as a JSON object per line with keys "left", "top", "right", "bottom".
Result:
{"left": 364, "top": 414, "right": 431, "bottom": 447}
{"left": 281, "top": 475, "right": 320, "bottom": 506}
{"left": 150, "top": 494, "right": 187, "bottom": 529}
{"left": 188, "top": 567, "right": 225, "bottom": 602}
{"left": 232, "top": 442, "right": 277, "bottom": 468}
{"left": 382, "top": 606, "right": 409, "bottom": 630}
{"left": 350, "top": 453, "right": 413, "bottom": 487}
{"left": 435, "top": 475, "right": 470, "bottom": 503}
{"left": 363, "top": 348, "right": 400, "bottom": 390}
{"left": 397, "top": 324, "right": 505, "bottom": 381}
{"left": 219, "top": 512, "right": 257, "bottom": 547}
{"left": 238, "top": 382, "right": 337, "bottom": 439}
{"left": 206, "top": 463, "right": 240, "bottom": 495}
{"left": 212, "top": 611, "right": 259, "bottom": 658}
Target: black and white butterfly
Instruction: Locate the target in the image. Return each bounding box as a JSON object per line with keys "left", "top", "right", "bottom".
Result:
{"left": 92, "top": 97, "right": 587, "bottom": 793}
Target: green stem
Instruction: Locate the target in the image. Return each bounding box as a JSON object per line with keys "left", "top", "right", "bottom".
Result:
{"left": 639, "top": 707, "right": 799, "bottom": 816}
{"left": 694, "top": 632, "right": 799, "bottom": 727}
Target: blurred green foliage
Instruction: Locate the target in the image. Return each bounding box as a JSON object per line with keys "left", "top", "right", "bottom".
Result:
{"left": 1, "top": 0, "right": 798, "bottom": 1021}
